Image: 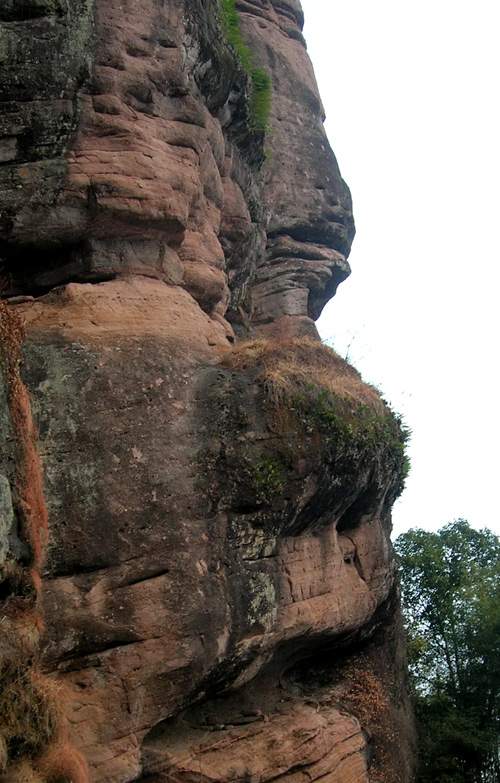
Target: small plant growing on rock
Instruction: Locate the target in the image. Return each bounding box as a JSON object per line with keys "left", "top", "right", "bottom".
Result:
{"left": 245, "top": 457, "right": 284, "bottom": 503}
{"left": 0, "top": 298, "right": 48, "bottom": 571}
{"left": 218, "top": 0, "right": 272, "bottom": 131}
{"left": 0, "top": 660, "right": 59, "bottom": 762}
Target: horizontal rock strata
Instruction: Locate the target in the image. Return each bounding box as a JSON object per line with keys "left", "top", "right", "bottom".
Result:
{"left": 0, "top": 2, "right": 415, "bottom": 782}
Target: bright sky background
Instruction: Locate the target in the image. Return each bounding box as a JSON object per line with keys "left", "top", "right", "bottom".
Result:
{"left": 300, "top": 0, "right": 500, "bottom": 538}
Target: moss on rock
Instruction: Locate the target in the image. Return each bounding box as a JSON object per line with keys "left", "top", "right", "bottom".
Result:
{"left": 199, "top": 337, "right": 409, "bottom": 536}
{"left": 218, "top": 0, "right": 272, "bottom": 131}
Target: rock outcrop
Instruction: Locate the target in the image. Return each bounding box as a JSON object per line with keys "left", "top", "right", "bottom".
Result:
{"left": 0, "top": 2, "right": 415, "bottom": 783}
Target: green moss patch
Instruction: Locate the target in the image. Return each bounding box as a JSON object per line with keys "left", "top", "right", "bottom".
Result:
{"left": 219, "top": 0, "right": 272, "bottom": 131}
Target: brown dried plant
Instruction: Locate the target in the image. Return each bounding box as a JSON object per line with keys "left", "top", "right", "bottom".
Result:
{"left": 225, "top": 336, "right": 386, "bottom": 415}
{"left": 0, "top": 298, "right": 48, "bottom": 570}
{"left": 0, "top": 660, "right": 61, "bottom": 764}
{"left": 339, "top": 655, "right": 400, "bottom": 783}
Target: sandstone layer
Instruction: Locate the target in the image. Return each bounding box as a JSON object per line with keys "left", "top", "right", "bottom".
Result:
{"left": 0, "top": 2, "right": 415, "bottom": 783}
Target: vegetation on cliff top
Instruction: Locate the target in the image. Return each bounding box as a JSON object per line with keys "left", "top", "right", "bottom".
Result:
{"left": 215, "top": 336, "right": 410, "bottom": 532}
{"left": 218, "top": 0, "right": 272, "bottom": 131}
{"left": 395, "top": 520, "right": 500, "bottom": 783}
{"left": 227, "top": 336, "right": 410, "bottom": 472}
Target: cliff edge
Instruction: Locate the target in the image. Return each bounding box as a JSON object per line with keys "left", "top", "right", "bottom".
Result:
{"left": 0, "top": 2, "right": 415, "bottom": 782}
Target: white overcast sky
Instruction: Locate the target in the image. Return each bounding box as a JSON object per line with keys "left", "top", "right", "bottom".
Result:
{"left": 300, "top": 0, "right": 500, "bottom": 538}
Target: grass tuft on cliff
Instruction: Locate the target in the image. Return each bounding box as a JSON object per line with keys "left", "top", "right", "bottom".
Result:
{"left": 225, "top": 336, "right": 411, "bottom": 498}
{"left": 219, "top": 0, "right": 272, "bottom": 131}
{"left": 0, "top": 645, "right": 88, "bottom": 780}
{"left": 228, "top": 336, "right": 387, "bottom": 413}
{"left": 0, "top": 658, "right": 60, "bottom": 762}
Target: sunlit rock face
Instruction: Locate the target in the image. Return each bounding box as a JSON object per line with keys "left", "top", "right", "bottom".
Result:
{"left": 0, "top": 2, "right": 415, "bottom": 783}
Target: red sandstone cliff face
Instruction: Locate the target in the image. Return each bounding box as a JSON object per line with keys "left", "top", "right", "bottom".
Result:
{"left": 0, "top": 2, "right": 415, "bottom": 782}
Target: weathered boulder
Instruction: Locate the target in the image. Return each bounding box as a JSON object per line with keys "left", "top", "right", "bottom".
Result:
{"left": 4, "top": 281, "right": 413, "bottom": 783}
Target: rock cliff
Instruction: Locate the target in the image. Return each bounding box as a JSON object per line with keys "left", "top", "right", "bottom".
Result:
{"left": 0, "top": 2, "right": 415, "bottom": 783}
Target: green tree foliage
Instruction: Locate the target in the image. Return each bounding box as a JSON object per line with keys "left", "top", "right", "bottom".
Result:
{"left": 394, "top": 520, "right": 500, "bottom": 783}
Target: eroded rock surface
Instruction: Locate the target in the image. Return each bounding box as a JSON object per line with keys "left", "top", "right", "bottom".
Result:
{"left": 236, "top": 0, "right": 354, "bottom": 330}
{"left": 0, "top": 2, "right": 415, "bottom": 783}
